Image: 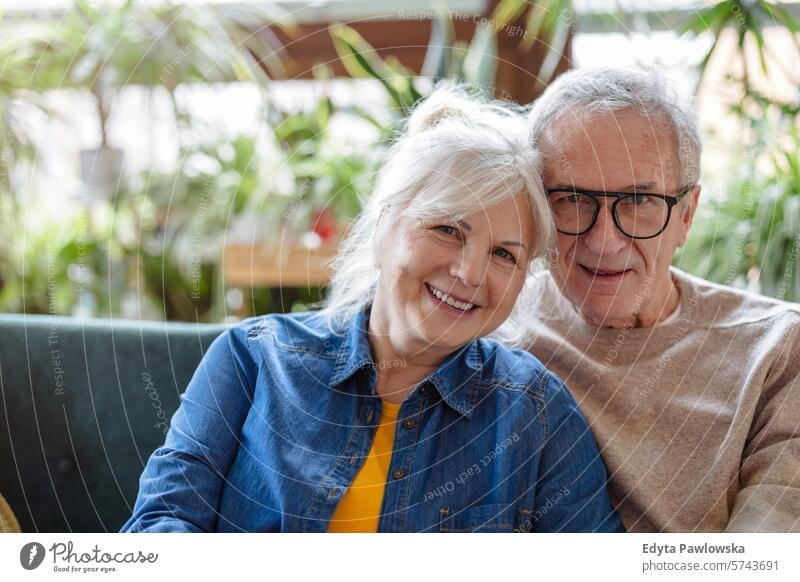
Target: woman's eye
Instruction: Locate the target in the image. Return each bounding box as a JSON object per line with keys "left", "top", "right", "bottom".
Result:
{"left": 493, "top": 248, "right": 516, "bottom": 263}
{"left": 435, "top": 225, "right": 458, "bottom": 237}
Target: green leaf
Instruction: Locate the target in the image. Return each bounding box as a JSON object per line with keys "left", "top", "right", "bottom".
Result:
{"left": 783, "top": 196, "right": 800, "bottom": 238}
{"left": 536, "top": 16, "right": 570, "bottom": 86}
{"left": 746, "top": 11, "right": 770, "bottom": 75}
{"left": 329, "top": 24, "right": 410, "bottom": 113}
{"left": 421, "top": 15, "right": 453, "bottom": 83}
{"left": 679, "top": 1, "right": 735, "bottom": 35}
{"left": 315, "top": 95, "right": 333, "bottom": 128}
{"left": 521, "top": 1, "right": 552, "bottom": 48}
{"left": 463, "top": 23, "right": 497, "bottom": 90}
{"left": 492, "top": 0, "right": 528, "bottom": 29}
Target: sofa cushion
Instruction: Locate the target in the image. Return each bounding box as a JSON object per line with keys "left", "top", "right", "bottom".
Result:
{"left": 0, "top": 314, "right": 225, "bottom": 532}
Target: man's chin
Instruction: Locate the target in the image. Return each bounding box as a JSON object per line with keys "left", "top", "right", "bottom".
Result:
{"left": 565, "top": 288, "right": 639, "bottom": 328}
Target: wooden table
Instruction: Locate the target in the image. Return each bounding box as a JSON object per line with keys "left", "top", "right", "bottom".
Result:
{"left": 223, "top": 243, "right": 337, "bottom": 288}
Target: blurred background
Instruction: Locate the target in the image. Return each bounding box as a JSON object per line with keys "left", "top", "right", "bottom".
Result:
{"left": 1, "top": 0, "right": 798, "bottom": 323}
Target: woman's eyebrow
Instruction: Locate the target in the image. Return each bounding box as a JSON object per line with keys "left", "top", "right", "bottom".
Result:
{"left": 454, "top": 218, "right": 472, "bottom": 231}
{"left": 453, "top": 218, "right": 526, "bottom": 249}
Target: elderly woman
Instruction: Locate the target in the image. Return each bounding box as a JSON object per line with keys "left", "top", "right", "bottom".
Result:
{"left": 121, "top": 87, "right": 622, "bottom": 533}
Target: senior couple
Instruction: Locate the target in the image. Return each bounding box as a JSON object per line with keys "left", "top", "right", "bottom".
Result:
{"left": 123, "top": 67, "right": 800, "bottom": 533}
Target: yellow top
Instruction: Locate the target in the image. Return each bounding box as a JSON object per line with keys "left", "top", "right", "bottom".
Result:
{"left": 327, "top": 400, "right": 401, "bottom": 532}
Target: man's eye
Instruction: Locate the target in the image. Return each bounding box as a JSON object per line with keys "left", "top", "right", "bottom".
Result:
{"left": 435, "top": 225, "right": 458, "bottom": 237}
{"left": 552, "top": 193, "right": 582, "bottom": 204}
{"left": 556, "top": 193, "right": 592, "bottom": 205}
{"left": 630, "top": 194, "right": 651, "bottom": 205}
{"left": 494, "top": 248, "right": 516, "bottom": 263}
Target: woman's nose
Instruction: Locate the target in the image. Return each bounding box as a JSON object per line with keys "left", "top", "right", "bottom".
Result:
{"left": 449, "top": 245, "right": 486, "bottom": 287}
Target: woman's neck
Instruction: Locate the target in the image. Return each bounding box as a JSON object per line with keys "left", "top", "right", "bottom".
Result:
{"left": 366, "top": 313, "right": 451, "bottom": 404}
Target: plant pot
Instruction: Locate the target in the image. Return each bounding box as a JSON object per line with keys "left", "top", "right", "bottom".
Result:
{"left": 79, "top": 146, "right": 124, "bottom": 200}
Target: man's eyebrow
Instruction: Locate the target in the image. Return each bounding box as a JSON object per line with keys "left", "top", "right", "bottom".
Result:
{"left": 618, "top": 182, "right": 658, "bottom": 192}
{"left": 547, "top": 182, "right": 659, "bottom": 192}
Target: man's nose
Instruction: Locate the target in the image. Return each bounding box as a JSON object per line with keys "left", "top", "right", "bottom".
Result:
{"left": 581, "top": 199, "right": 629, "bottom": 256}
{"left": 450, "top": 244, "right": 486, "bottom": 287}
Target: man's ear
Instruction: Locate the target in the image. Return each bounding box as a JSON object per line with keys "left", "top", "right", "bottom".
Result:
{"left": 677, "top": 184, "right": 701, "bottom": 247}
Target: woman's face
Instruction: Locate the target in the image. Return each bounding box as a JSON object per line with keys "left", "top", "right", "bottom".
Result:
{"left": 371, "top": 193, "right": 535, "bottom": 355}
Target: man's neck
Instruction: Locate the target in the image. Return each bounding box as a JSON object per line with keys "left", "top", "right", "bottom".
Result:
{"left": 634, "top": 280, "right": 680, "bottom": 327}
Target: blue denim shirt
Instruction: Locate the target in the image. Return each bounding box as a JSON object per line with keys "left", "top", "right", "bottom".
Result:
{"left": 122, "top": 306, "right": 623, "bottom": 533}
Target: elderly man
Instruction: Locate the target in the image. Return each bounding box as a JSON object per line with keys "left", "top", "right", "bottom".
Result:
{"left": 524, "top": 67, "right": 800, "bottom": 532}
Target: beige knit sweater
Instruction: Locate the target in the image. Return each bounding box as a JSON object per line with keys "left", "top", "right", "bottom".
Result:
{"left": 524, "top": 267, "right": 800, "bottom": 532}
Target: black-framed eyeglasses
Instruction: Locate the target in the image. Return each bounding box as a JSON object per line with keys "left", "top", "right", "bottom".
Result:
{"left": 545, "top": 186, "right": 692, "bottom": 240}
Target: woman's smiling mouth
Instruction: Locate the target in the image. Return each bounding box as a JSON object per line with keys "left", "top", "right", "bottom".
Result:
{"left": 425, "top": 283, "right": 478, "bottom": 313}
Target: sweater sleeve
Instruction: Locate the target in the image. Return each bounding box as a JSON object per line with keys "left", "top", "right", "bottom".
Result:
{"left": 726, "top": 320, "right": 800, "bottom": 532}
{"left": 120, "top": 324, "right": 259, "bottom": 532}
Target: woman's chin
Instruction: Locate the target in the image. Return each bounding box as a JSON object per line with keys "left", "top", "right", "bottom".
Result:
{"left": 415, "top": 318, "right": 478, "bottom": 351}
{"left": 404, "top": 292, "right": 487, "bottom": 350}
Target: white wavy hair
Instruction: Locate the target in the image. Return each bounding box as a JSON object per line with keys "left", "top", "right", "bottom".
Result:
{"left": 528, "top": 66, "right": 702, "bottom": 185}
{"left": 318, "top": 83, "right": 554, "bottom": 345}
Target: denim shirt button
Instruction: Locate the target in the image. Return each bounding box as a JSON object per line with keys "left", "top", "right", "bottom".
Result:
{"left": 403, "top": 419, "right": 416, "bottom": 430}
{"left": 392, "top": 468, "right": 405, "bottom": 480}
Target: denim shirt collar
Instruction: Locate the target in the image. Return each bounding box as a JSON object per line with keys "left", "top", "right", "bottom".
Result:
{"left": 329, "top": 304, "right": 484, "bottom": 418}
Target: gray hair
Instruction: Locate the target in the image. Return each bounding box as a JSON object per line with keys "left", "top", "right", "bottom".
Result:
{"left": 319, "top": 83, "right": 555, "bottom": 344}
{"left": 528, "top": 66, "right": 702, "bottom": 185}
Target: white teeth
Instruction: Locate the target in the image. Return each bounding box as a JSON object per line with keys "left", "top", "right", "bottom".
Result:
{"left": 428, "top": 285, "right": 474, "bottom": 311}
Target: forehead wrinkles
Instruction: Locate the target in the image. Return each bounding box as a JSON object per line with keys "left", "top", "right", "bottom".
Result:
{"left": 539, "top": 111, "right": 681, "bottom": 187}
{"left": 607, "top": 111, "right": 681, "bottom": 186}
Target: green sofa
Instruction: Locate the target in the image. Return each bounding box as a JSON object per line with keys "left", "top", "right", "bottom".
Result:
{"left": 0, "top": 314, "right": 226, "bottom": 532}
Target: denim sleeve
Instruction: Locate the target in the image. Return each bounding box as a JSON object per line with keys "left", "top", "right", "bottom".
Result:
{"left": 120, "top": 324, "right": 259, "bottom": 532}
{"left": 531, "top": 373, "right": 625, "bottom": 533}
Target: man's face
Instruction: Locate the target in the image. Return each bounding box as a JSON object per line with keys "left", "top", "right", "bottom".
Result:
{"left": 541, "top": 109, "right": 700, "bottom": 327}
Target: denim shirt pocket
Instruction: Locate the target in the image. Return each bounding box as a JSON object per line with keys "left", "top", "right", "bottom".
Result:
{"left": 438, "top": 504, "right": 530, "bottom": 533}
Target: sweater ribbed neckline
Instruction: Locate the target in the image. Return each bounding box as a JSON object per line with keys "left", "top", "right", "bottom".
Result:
{"left": 533, "top": 267, "right": 696, "bottom": 349}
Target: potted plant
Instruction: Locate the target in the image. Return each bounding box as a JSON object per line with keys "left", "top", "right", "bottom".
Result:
{"left": 3, "top": 0, "right": 283, "bottom": 199}
{"left": 0, "top": 0, "right": 290, "bottom": 318}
